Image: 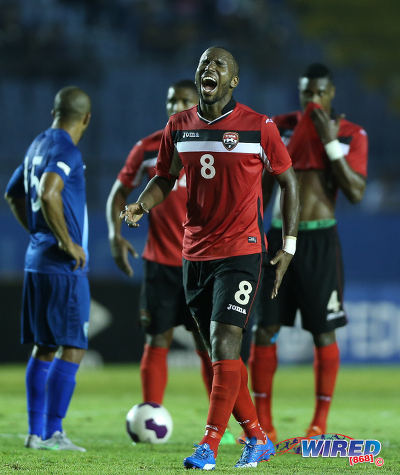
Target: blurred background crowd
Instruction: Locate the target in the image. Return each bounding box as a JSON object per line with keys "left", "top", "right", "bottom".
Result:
{"left": 0, "top": 0, "right": 399, "bottom": 364}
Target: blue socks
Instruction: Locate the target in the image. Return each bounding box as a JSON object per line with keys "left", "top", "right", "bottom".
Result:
{"left": 43, "top": 358, "right": 80, "bottom": 440}
{"left": 26, "top": 356, "right": 51, "bottom": 437}
{"left": 26, "top": 356, "right": 80, "bottom": 440}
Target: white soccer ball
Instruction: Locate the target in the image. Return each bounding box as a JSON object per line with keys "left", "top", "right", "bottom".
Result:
{"left": 126, "top": 402, "right": 173, "bottom": 444}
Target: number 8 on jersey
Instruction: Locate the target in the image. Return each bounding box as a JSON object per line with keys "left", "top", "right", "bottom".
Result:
{"left": 200, "top": 154, "right": 216, "bottom": 179}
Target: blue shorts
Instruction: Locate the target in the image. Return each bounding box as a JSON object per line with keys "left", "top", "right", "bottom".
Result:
{"left": 22, "top": 271, "right": 91, "bottom": 349}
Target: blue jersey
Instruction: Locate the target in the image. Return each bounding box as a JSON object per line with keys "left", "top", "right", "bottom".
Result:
{"left": 6, "top": 128, "right": 89, "bottom": 275}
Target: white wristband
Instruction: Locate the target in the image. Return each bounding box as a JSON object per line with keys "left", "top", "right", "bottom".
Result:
{"left": 283, "top": 236, "right": 297, "bottom": 255}
{"left": 324, "top": 139, "right": 343, "bottom": 161}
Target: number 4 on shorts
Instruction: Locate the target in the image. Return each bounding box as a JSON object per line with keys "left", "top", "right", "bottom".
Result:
{"left": 327, "top": 290, "right": 341, "bottom": 313}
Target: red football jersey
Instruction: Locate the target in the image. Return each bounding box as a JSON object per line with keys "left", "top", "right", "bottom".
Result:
{"left": 117, "top": 129, "right": 186, "bottom": 267}
{"left": 156, "top": 100, "right": 292, "bottom": 261}
{"left": 273, "top": 110, "right": 368, "bottom": 177}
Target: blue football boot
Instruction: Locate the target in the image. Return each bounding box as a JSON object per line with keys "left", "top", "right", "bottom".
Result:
{"left": 235, "top": 436, "right": 275, "bottom": 468}
{"left": 184, "top": 443, "right": 216, "bottom": 470}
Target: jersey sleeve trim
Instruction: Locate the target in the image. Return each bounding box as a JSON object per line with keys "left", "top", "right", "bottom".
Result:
{"left": 343, "top": 127, "right": 368, "bottom": 177}
{"left": 45, "top": 145, "right": 80, "bottom": 183}
{"left": 56, "top": 161, "right": 71, "bottom": 176}
{"left": 260, "top": 117, "right": 293, "bottom": 175}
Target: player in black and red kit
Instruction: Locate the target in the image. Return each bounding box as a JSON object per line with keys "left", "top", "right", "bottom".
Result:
{"left": 121, "top": 47, "right": 300, "bottom": 469}
{"left": 249, "top": 63, "right": 368, "bottom": 441}
{"left": 106, "top": 81, "right": 220, "bottom": 418}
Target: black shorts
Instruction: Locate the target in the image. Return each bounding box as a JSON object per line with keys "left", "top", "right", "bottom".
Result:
{"left": 255, "top": 226, "right": 347, "bottom": 334}
{"left": 140, "top": 259, "right": 195, "bottom": 335}
{"left": 183, "top": 253, "right": 263, "bottom": 330}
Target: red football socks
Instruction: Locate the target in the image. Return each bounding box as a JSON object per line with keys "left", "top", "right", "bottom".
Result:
{"left": 233, "top": 359, "right": 266, "bottom": 443}
{"left": 311, "top": 342, "right": 340, "bottom": 431}
{"left": 196, "top": 350, "right": 213, "bottom": 398}
{"left": 200, "top": 359, "right": 241, "bottom": 457}
{"left": 140, "top": 344, "right": 169, "bottom": 404}
{"left": 248, "top": 343, "right": 277, "bottom": 432}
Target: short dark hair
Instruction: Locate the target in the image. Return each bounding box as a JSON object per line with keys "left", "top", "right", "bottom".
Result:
{"left": 170, "top": 79, "right": 197, "bottom": 94}
{"left": 301, "top": 63, "right": 333, "bottom": 81}
{"left": 53, "top": 86, "right": 91, "bottom": 122}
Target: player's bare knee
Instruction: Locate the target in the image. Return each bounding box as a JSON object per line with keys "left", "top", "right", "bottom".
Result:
{"left": 60, "top": 346, "right": 86, "bottom": 364}
{"left": 148, "top": 329, "right": 173, "bottom": 348}
{"left": 254, "top": 325, "right": 281, "bottom": 346}
{"left": 210, "top": 322, "right": 242, "bottom": 361}
{"left": 313, "top": 331, "right": 336, "bottom": 347}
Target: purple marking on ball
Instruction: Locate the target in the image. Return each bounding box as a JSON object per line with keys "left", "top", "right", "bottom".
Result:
{"left": 126, "top": 420, "right": 139, "bottom": 442}
{"left": 139, "top": 402, "right": 160, "bottom": 409}
{"left": 145, "top": 418, "right": 168, "bottom": 439}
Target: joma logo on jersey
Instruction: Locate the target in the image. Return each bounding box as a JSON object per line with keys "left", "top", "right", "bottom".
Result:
{"left": 222, "top": 132, "right": 239, "bottom": 150}
{"left": 227, "top": 303, "right": 246, "bottom": 314}
{"left": 183, "top": 131, "right": 199, "bottom": 138}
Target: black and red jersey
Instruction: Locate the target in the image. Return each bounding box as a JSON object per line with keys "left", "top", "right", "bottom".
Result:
{"left": 117, "top": 129, "right": 186, "bottom": 267}
{"left": 273, "top": 109, "right": 368, "bottom": 177}
{"left": 156, "top": 100, "right": 292, "bottom": 261}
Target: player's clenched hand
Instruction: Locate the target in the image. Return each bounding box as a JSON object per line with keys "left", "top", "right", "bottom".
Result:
{"left": 270, "top": 250, "right": 293, "bottom": 299}
{"left": 120, "top": 203, "right": 145, "bottom": 228}
{"left": 59, "top": 241, "right": 86, "bottom": 271}
{"left": 311, "top": 108, "right": 345, "bottom": 144}
{"left": 110, "top": 235, "right": 138, "bottom": 277}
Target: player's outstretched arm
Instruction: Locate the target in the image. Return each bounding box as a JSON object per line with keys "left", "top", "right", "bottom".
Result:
{"left": 106, "top": 179, "right": 138, "bottom": 277}
{"left": 39, "top": 171, "right": 86, "bottom": 271}
{"left": 120, "top": 175, "right": 176, "bottom": 228}
{"left": 270, "top": 166, "right": 300, "bottom": 299}
{"left": 311, "top": 108, "right": 366, "bottom": 203}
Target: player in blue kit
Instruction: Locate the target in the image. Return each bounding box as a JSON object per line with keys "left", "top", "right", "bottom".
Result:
{"left": 5, "top": 86, "right": 91, "bottom": 451}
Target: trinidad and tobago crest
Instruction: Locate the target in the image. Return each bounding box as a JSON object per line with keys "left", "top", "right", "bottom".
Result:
{"left": 222, "top": 131, "right": 239, "bottom": 151}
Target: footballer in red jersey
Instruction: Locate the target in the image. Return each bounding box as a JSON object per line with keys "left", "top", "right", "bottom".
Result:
{"left": 249, "top": 63, "right": 368, "bottom": 443}
{"left": 106, "top": 80, "right": 219, "bottom": 412}
{"left": 121, "top": 47, "right": 299, "bottom": 469}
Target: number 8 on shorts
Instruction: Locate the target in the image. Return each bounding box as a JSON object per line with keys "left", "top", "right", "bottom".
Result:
{"left": 234, "top": 280, "right": 253, "bottom": 305}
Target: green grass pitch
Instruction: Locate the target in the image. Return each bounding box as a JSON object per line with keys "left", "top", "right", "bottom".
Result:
{"left": 0, "top": 364, "right": 399, "bottom": 473}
